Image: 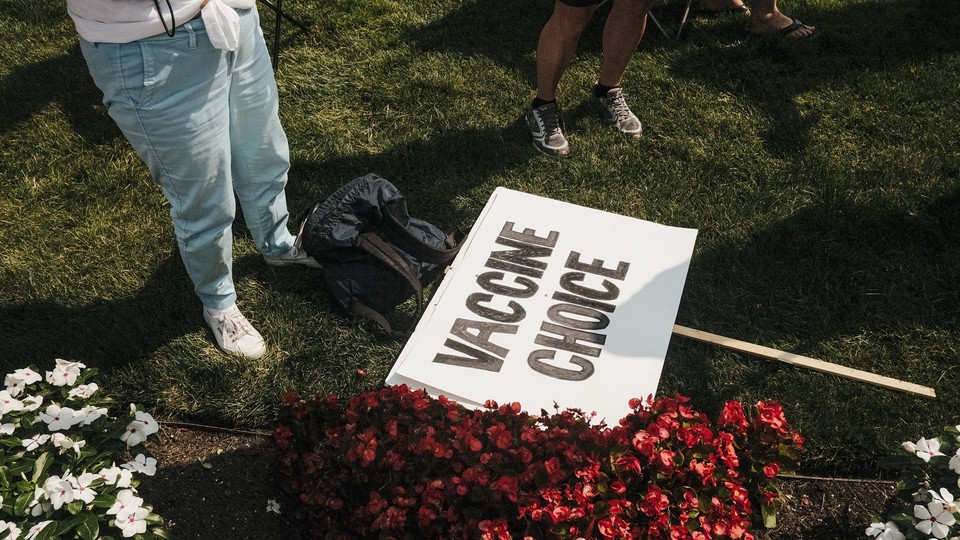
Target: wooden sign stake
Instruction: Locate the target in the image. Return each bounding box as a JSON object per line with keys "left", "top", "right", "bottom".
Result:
{"left": 672, "top": 324, "right": 937, "bottom": 399}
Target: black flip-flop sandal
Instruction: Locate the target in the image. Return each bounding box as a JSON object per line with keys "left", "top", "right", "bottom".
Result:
{"left": 750, "top": 17, "right": 818, "bottom": 40}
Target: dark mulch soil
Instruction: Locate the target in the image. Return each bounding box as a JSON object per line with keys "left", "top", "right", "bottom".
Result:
{"left": 139, "top": 425, "right": 895, "bottom": 539}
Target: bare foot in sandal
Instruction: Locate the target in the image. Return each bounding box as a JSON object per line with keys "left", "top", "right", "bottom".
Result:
{"left": 747, "top": 0, "right": 816, "bottom": 39}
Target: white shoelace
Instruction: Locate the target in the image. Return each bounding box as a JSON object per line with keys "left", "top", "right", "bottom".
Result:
{"left": 607, "top": 91, "right": 633, "bottom": 122}
{"left": 216, "top": 309, "right": 256, "bottom": 340}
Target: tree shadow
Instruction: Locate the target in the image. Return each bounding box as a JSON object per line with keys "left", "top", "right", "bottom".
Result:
{"left": 680, "top": 189, "right": 960, "bottom": 339}
{"left": 285, "top": 122, "right": 535, "bottom": 228}
{"left": 0, "top": 254, "right": 199, "bottom": 371}
{"left": 404, "top": 0, "right": 546, "bottom": 75}
{"left": 0, "top": 43, "right": 119, "bottom": 144}
{"left": 665, "top": 0, "right": 960, "bottom": 157}
{"left": 658, "top": 188, "right": 960, "bottom": 402}
{"left": 403, "top": 0, "right": 673, "bottom": 90}
{"left": 403, "top": 0, "right": 960, "bottom": 160}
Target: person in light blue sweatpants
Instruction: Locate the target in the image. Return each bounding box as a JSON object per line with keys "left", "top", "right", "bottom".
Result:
{"left": 76, "top": 5, "right": 317, "bottom": 359}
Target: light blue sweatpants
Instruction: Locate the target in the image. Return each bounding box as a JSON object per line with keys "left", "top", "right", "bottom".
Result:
{"left": 79, "top": 7, "right": 295, "bottom": 310}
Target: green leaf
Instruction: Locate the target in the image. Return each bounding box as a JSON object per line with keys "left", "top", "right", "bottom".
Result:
{"left": 67, "top": 499, "right": 84, "bottom": 515}
{"left": 32, "top": 451, "right": 52, "bottom": 483}
{"left": 55, "top": 514, "right": 85, "bottom": 535}
{"left": 34, "top": 520, "right": 60, "bottom": 540}
{"left": 77, "top": 511, "right": 100, "bottom": 540}
{"left": 0, "top": 436, "right": 23, "bottom": 447}
{"left": 8, "top": 457, "right": 34, "bottom": 477}
{"left": 14, "top": 490, "right": 34, "bottom": 516}
{"left": 152, "top": 527, "right": 173, "bottom": 540}
{"left": 91, "top": 493, "right": 117, "bottom": 508}
{"left": 761, "top": 502, "right": 777, "bottom": 528}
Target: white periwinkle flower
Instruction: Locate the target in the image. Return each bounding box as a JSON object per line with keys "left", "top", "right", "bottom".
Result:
{"left": 40, "top": 404, "right": 78, "bottom": 432}
{"left": 107, "top": 489, "right": 144, "bottom": 517}
{"left": 266, "top": 499, "right": 281, "bottom": 514}
{"left": 75, "top": 405, "right": 108, "bottom": 426}
{"left": 21, "top": 394, "right": 43, "bottom": 412}
{"left": 915, "top": 438, "right": 946, "bottom": 462}
{"left": 25, "top": 520, "right": 54, "bottom": 540}
{"left": 27, "top": 486, "right": 47, "bottom": 517}
{"left": 866, "top": 521, "right": 905, "bottom": 540}
{"left": 5, "top": 368, "right": 42, "bottom": 396}
{"left": 121, "top": 411, "right": 159, "bottom": 447}
{"left": 122, "top": 454, "right": 158, "bottom": 476}
{"left": 68, "top": 382, "right": 99, "bottom": 399}
{"left": 96, "top": 465, "right": 134, "bottom": 488}
{"left": 69, "top": 472, "right": 99, "bottom": 504}
{"left": 915, "top": 501, "right": 957, "bottom": 538}
{"left": 22, "top": 433, "right": 50, "bottom": 451}
{"left": 0, "top": 390, "right": 25, "bottom": 416}
{"left": 933, "top": 487, "right": 960, "bottom": 513}
{"left": 97, "top": 465, "right": 121, "bottom": 485}
{"left": 0, "top": 520, "right": 23, "bottom": 540}
{"left": 135, "top": 411, "right": 159, "bottom": 435}
{"left": 43, "top": 475, "right": 76, "bottom": 511}
{"left": 45, "top": 358, "right": 86, "bottom": 387}
{"left": 116, "top": 468, "right": 134, "bottom": 488}
{"left": 4, "top": 377, "right": 26, "bottom": 397}
{"left": 949, "top": 449, "right": 960, "bottom": 475}
{"left": 0, "top": 423, "right": 14, "bottom": 435}
{"left": 117, "top": 506, "right": 150, "bottom": 538}
{"left": 50, "top": 432, "right": 86, "bottom": 456}
{"left": 3, "top": 376, "right": 25, "bottom": 397}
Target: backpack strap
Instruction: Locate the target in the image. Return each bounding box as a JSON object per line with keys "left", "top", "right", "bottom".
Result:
{"left": 352, "top": 232, "right": 425, "bottom": 336}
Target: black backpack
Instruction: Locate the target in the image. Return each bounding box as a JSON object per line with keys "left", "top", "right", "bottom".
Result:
{"left": 297, "top": 174, "right": 465, "bottom": 336}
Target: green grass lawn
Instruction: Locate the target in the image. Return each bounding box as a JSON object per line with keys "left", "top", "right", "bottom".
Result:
{"left": 1, "top": 0, "right": 958, "bottom": 476}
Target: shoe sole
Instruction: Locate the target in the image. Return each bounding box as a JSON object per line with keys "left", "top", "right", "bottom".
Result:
{"left": 531, "top": 138, "right": 570, "bottom": 157}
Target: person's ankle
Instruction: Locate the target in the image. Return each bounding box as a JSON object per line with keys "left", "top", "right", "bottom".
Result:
{"left": 531, "top": 97, "right": 556, "bottom": 109}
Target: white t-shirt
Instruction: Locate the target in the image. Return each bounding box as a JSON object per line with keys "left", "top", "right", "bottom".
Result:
{"left": 67, "top": 0, "right": 255, "bottom": 43}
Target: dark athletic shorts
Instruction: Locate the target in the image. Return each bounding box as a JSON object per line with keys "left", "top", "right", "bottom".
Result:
{"left": 559, "top": 0, "right": 607, "bottom": 7}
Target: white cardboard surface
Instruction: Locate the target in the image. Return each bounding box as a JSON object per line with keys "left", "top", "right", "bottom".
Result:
{"left": 386, "top": 188, "right": 697, "bottom": 423}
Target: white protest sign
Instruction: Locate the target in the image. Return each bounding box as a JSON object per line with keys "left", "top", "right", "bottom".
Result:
{"left": 386, "top": 188, "right": 698, "bottom": 424}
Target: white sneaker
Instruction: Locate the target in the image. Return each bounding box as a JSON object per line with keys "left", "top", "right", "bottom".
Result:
{"left": 203, "top": 305, "right": 266, "bottom": 359}
{"left": 264, "top": 242, "right": 321, "bottom": 268}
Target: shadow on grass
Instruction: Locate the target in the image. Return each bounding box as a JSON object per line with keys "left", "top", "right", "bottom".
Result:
{"left": 654, "top": 189, "right": 960, "bottom": 471}
{"left": 402, "top": 0, "right": 960, "bottom": 162}
{"left": 287, "top": 120, "right": 535, "bottom": 227}
{"left": 677, "top": 188, "right": 960, "bottom": 349}
{"left": 0, "top": 43, "right": 119, "bottom": 144}
{"left": 665, "top": 0, "right": 960, "bottom": 157}
{"left": 403, "top": 0, "right": 548, "bottom": 79}
{"left": 402, "top": 0, "right": 673, "bottom": 89}
{"left": 0, "top": 255, "right": 197, "bottom": 371}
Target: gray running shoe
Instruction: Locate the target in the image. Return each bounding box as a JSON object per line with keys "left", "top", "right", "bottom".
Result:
{"left": 525, "top": 102, "right": 570, "bottom": 156}
{"left": 588, "top": 86, "right": 643, "bottom": 138}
